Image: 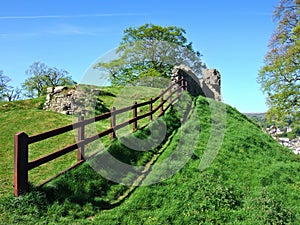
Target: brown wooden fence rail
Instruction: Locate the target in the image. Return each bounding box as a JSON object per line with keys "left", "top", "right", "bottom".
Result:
{"left": 14, "top": 79, "right": 188, "bottom": 196}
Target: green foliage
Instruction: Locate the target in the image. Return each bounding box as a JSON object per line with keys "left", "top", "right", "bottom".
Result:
{"left": 96, "top": 24, "right": 206, "bottom": 86}
{"left": 258, "top": 0, "right": 300, "bottom": 121}
{"left": 22, "top": 61, "right": 76, "bottom": 98}
{"left": 244, "top": 112, "right": 269, "bottom": 129}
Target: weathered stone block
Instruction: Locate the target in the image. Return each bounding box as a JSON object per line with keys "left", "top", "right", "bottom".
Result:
{"left": 54, "top": 86, "right": 66, "bottom": 93}
{"left": 47, "top": 87, "right": 54, "bottom": 93}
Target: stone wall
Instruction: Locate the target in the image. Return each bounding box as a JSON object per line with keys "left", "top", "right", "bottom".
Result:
{"left": 200, "top": 68, "right": 221, "bottom": 101}
{"left": 171, "top": 65, "right": 221, "bottom": 101}
{"left": 171, "top": 65, "right": 204, "bottom": 97}
{"left": 43, "top": 85, "right": 101, "bottom": 115}
{"left": 44, "top": 65, "right": 221, "bottom": 115}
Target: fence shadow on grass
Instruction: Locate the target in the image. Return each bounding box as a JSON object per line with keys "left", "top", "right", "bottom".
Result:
{"left": 38, "top": 110, "right": 182, "bottom": 210}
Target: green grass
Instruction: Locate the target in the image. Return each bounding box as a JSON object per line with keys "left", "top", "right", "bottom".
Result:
{"left": 0, "top": 96, "right": 46, "bottom": 112}
{"left": 0, "top": 105, "right": 76, "bottom": 197}
{"left": 0, "top": 85, "right": 163, "bottom": 198}
{"left": 81, "top": 85, "right": 164, "bottom": 145}
{"left": 91, "top": 97, "right": 300, "bottom": 224}
{"left": 1, "top": 94, "right": 300, "bottom": 224}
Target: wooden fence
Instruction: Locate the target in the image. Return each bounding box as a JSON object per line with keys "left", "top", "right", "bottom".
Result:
{"left": 14, "top": 79, "right": 188, "bottom": 196}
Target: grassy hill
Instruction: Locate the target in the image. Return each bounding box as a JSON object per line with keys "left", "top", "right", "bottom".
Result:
{"left": 0, "top": 86, "right": 125, "bottom": 197}
{"left": 0, "top": 92, "right": 299, "bottom": 224}
{"left": 0, "top": 96, "right": 76, "bottom": 197}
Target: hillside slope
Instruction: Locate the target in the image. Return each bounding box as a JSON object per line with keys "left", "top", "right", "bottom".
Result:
{"left": 91, "top": 97, "right": 300, "bottom": 224}
{"left": 0, "top": 86, "right": 128, "bottom": 197}
{"left": 1, "top": 96, "right": 300, "bottom": 224}
{"left": 0, "top": 98, "right": 76, "bottom": 197}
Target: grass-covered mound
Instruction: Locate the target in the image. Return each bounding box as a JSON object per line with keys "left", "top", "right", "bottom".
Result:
{"left": 91, "top": 97, "right": 300, "bottom": 224}
{"left": 0, "top": 86, "right": 125, "bottom": 198}
{"left": 0, "top": 97, "right": 76, "bottom": 198}
{"left": 1, "top": 96, "right": 300, "bottom": 224}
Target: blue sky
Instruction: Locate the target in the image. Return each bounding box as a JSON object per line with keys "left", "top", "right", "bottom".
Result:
{"left": 0, "top": 0, "right": 279, "bottom": 112}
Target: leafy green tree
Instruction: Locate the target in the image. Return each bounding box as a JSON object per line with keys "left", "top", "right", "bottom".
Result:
{"left": 258, "top": 0, "right": 300, "bottom": 122}
{"left": 96, "top": 24, "right": 206, "bottom": 86}
{"left": 22, "top": 62, "right": 76, "bottom": 97}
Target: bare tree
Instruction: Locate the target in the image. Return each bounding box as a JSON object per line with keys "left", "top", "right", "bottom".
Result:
{"left": 0, "top": 70, "right": 11, "bottom": 101}
{"left": 4, "top": 87, "right": 22, "bottom": 101}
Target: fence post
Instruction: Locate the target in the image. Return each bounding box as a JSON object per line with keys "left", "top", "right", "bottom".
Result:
{"left": 110, "top": 106, "right": 116, "bottom": 139}
{"left": 181, "top": 79, "right": 185, "bottom": 92}
{"left": 169, "top": 84, "right": 173, "bottom": 104}
{"left": 185, "top": 80, "right": 188, "bottom": 91}
{"left": 160, "top": 90, "right": 164, "bottom": 115}
{"left": 133, "top": 101, "right": 137, "bottom": 132}
{"left": 14, "top": 132, "right": 29, "bottom": 197}
{"left": 77, "top": 111, "right": 85, "bottom": 161}
{"left": 149, "top": 98, "right": 153, "bottom": 121}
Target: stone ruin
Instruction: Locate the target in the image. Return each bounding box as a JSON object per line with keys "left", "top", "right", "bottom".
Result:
{"left": 201, "top": 68, "right": 221, "bottom": 101}
{"left": 171, "top": 65, "right": 221, "bottom": 101}
{"left": 44, "top": 65, "right": 221, "bottom": 115}
{"left": 171, "top": 65, "right": 203, "bottom": 97}
{"left": 43, "top": 85, "right": 101, "bottom": 115}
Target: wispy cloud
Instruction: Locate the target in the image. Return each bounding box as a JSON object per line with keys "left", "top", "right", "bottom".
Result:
{"left": 46, "top": 24, "right": 102, "bottom": 36}
{"left": 0, "top": 32, "right": 40, "bottom": 38}
{"left": 0, "top": 13, "right": 145, "bottom": 20}
{"left": 0, "top": 12, "right": 146, "bottom": 38}
{"left": 0, "top": 23, "right": 113, "bottom": 39}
